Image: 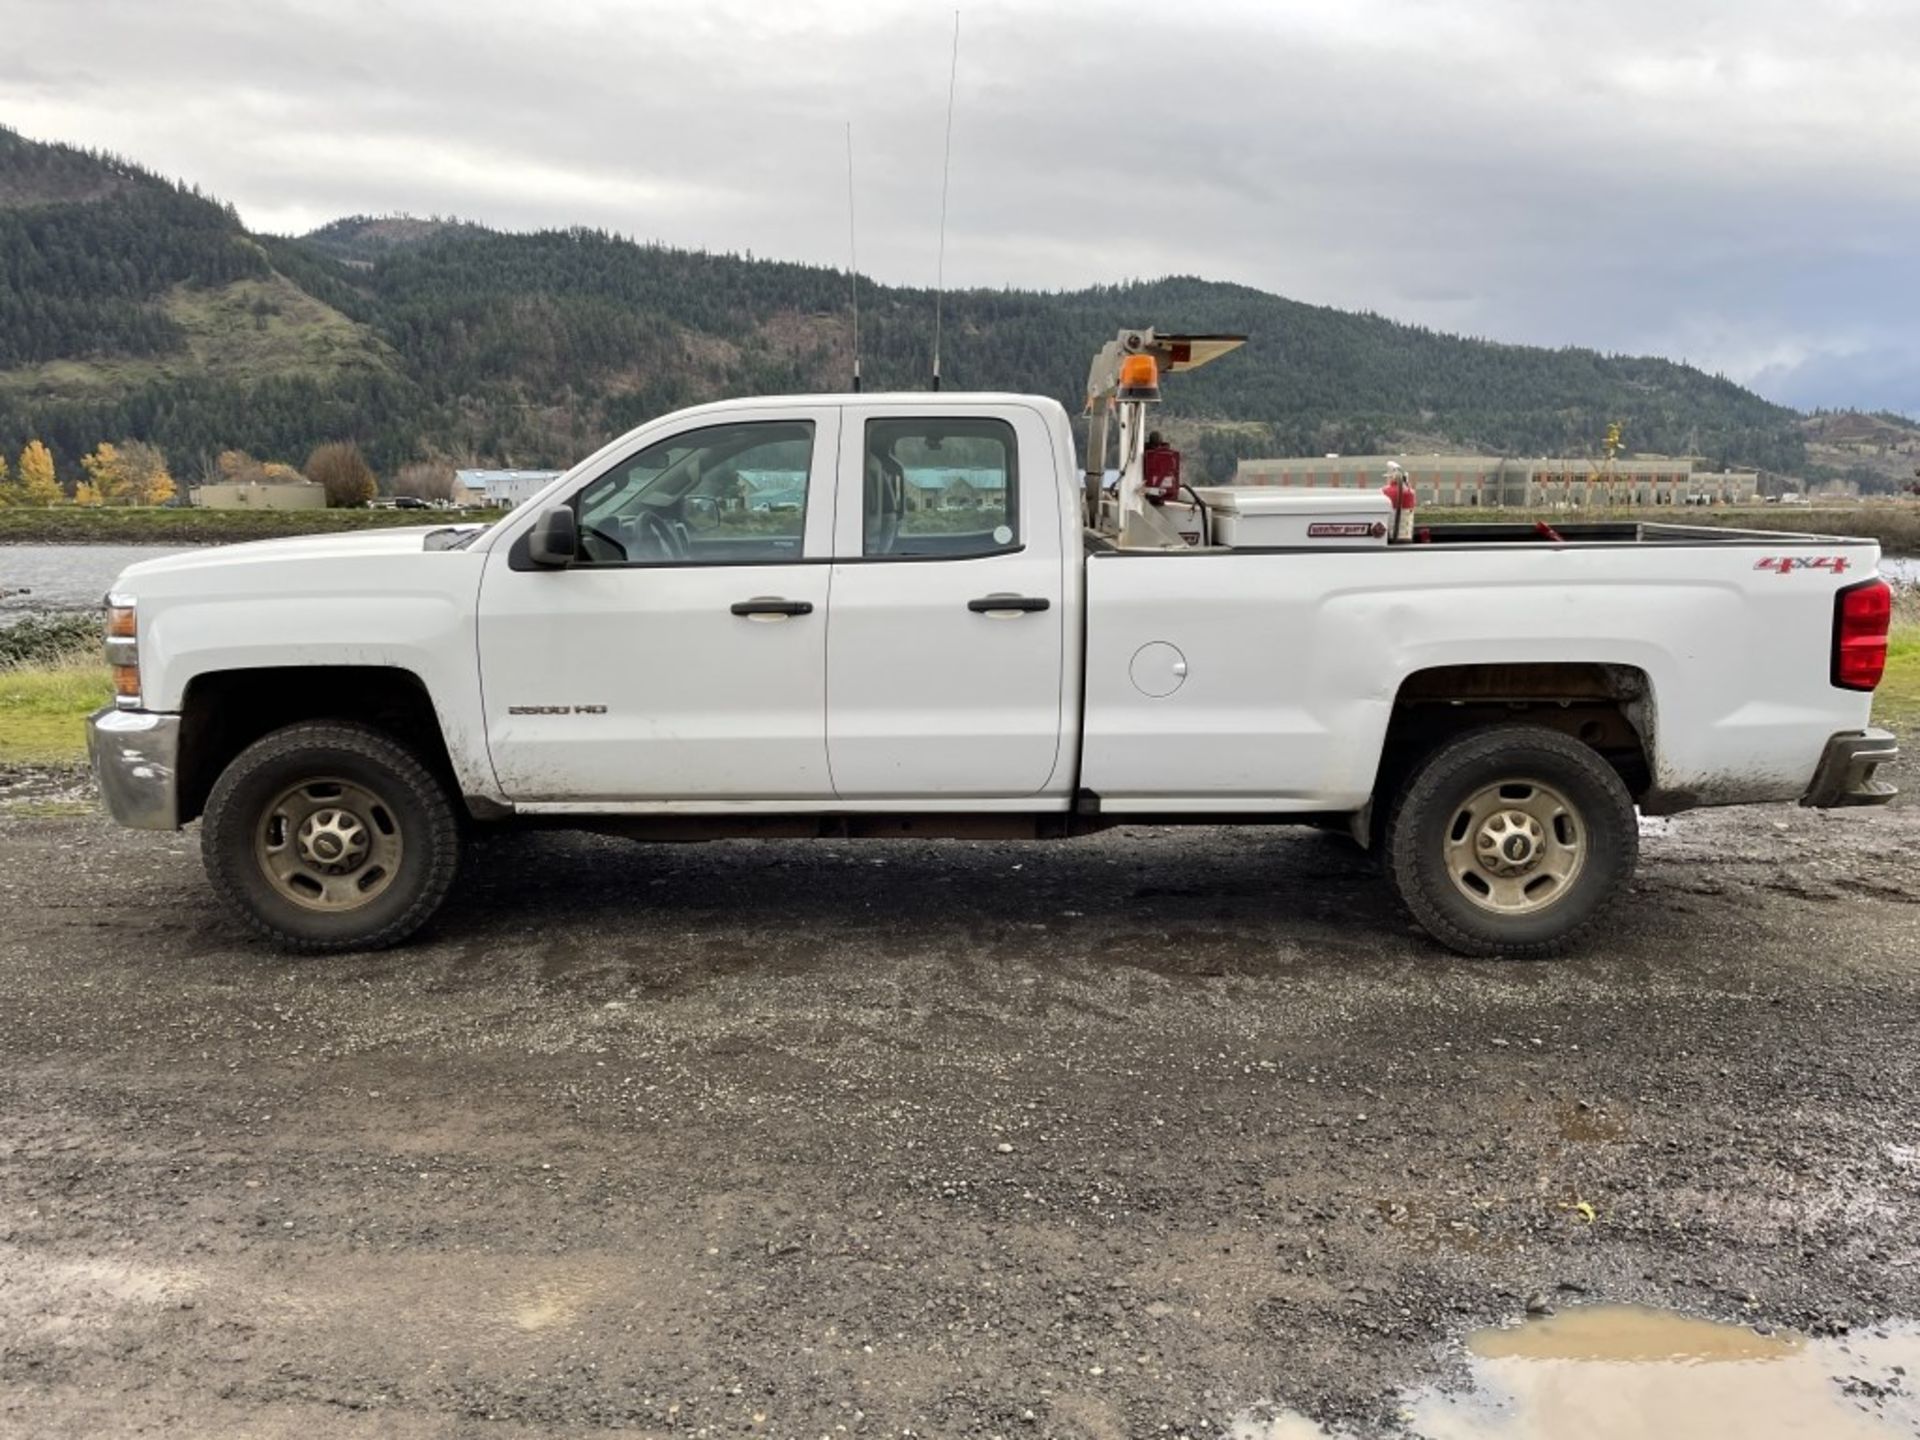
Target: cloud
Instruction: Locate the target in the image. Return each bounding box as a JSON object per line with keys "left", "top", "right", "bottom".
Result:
{"left": 4, "top": 0, "right": 1918, "bottom": 409}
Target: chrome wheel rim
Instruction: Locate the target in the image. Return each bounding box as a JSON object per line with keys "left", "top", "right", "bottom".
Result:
{"left": 1443, "top": 779, "right": 1585, "bottom": 917}
{"left": 255, "top": 777, "right": 403, "bottom": 912}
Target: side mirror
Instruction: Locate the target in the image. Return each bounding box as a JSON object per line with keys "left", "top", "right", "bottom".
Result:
{"left": 527, "top": 506, "right": 578, "bottom": 568}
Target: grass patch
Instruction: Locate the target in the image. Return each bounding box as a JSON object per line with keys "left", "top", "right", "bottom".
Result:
{"left": 0, "top": 656, "right": 111, "bottom": 765}
{"left": 0, "top": 505, "right": 496, "bottom": 544}
{"left": 1877, "top": 599, "right": 1920, "bottom": 736}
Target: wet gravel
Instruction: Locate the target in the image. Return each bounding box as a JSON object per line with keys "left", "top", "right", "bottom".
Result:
{"left": 2, "top": 775, "right": 1917, "bottom": 1438}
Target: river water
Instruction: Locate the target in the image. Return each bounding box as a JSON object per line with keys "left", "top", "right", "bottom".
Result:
{"left": 1, "top": 543, "right": 1915, "bottom": 621}
{"left": 0, "top": 544, "right": 199, "bottom": 616}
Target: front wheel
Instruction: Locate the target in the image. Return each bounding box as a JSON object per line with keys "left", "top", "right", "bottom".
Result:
{"left": 201, "top": 722, "right": 462, "bottom": 953}
{"left": 1384, "top": 725, "right": 1636, "bottom": 958}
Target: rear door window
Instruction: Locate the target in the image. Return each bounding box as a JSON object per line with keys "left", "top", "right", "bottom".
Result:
{"left": 863, "top": 417, "right": 1018, "bottom": 559}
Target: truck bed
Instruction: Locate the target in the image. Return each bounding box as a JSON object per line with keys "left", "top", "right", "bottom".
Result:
{"left": 1076, "top": 530, "right": 1883, "bottom": 814}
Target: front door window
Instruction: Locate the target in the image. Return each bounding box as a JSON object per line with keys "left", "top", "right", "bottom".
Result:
{"left": 574, "top": 421, "right": 814, "bottom": 566}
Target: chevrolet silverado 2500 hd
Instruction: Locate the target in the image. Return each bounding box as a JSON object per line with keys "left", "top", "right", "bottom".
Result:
{"left": 87, "top": 331, "right": 1899, "bottom": 957}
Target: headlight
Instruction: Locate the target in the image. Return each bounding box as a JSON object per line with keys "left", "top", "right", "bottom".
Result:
{"left": 104, "top": 593, "right": 140, "bottom": 708}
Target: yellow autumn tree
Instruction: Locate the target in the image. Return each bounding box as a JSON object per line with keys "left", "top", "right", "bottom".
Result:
{"left": 118, "top": 440, "right": 175, "bottom": 506}
{"left": 17, "top": 441, "right": 61, "bottom": 507}
{"left": 71, "top": 480, "right": 103, "bottom": 507}
{"left": 81, "top": 442, "right": 131, "bottom": 504}
{"left": 0, "top": 449, "right": 11, "bottom": 506}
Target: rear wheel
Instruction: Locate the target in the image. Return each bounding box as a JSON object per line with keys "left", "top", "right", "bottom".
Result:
{"left": 202, "top": 722, "right": 461, "bottom": 953}
{"left": 1384, "top": 725, "right": 1636, "bottom": 957}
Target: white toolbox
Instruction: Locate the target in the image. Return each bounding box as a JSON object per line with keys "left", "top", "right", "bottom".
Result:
{"left": 1191, "top": 488, "right": 1393, "bottom": 548}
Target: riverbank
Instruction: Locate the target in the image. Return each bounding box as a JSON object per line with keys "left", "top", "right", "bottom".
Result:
{"left": 0, "top": 506, "right": 493, "bottom": 544}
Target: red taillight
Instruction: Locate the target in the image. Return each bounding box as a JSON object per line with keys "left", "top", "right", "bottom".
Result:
{"left": 1832, "top": 578, "right": 1891, "bottom": 691}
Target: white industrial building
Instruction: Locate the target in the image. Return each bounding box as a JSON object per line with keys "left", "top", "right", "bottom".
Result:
{"left": 455, "top": 469, "right": 565, "bottom": 510}
{"left": 1233, "top": 454, "right": 1759, "bottom": 507}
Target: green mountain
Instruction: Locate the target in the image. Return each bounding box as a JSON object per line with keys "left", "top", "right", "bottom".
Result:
{"left": 0, "top": 122, "right": 1830, "bottom": 484}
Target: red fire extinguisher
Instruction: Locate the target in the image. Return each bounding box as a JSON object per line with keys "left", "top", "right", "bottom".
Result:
{"left": 1143, "top": 432, "right": 1182, "bottom": 503}
{"left": 1381, "top": 462, "right": 1417, "bottom": 543}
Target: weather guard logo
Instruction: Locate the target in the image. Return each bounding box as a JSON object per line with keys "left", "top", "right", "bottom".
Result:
{"left": 1307, "top": 521, "right": 1388, "bottom": 538}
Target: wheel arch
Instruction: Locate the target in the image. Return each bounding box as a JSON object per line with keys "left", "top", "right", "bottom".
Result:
{"left": 1376, "top": 662, "right": 1656, "bottom": 812}
{"left": 177, "top": 666, "right": 458, "bottom": 826}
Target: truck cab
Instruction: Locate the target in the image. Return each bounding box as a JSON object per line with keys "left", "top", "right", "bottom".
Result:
{"left": 478, "top": 394, "right": 1081, "bottom": 805}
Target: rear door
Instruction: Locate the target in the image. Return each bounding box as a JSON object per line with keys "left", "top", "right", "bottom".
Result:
{"left": 477, "top": 407, "right": 840, "bottom": 801}
{"left": 824, "top": 403, "right": 1067, "bottom": 798}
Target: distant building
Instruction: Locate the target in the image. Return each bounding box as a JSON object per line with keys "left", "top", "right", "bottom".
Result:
{"left": 737, "top": 468, "right": 807, "bottom": 511}
{"left": 456, "top": 469, "right": 565, "bottom": 509}
{"left": 1232, "top": 454, "right": 1758, "bottom": 507}
{"left": 902, "top": 466, "right": 1008, "bottom": 512}
{"left": 192, "top": 481, "right": 327, "bottom": 510}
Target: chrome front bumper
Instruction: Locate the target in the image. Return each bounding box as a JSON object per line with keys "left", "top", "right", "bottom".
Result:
{"left": 1800, "top": 727, "right": 1899, "bottom": 809}
{"left": 86, "top": 707, "right": 183, "bottom": 829}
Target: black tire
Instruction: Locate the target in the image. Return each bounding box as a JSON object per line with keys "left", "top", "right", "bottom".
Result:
{"left": 201, "top": 722, "right": 461, "bottom": 953}
{"left": 1384, "top": 725, "right": 1636, "bottom": 958}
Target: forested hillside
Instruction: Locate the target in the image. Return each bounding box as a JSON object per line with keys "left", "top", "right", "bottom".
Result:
{"left": 0, "top": 123, "right": 1824, "bottom": 485}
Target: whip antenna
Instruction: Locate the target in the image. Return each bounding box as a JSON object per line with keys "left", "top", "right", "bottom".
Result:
{"left": 932, "top": 9, "right": 960, "bottom": 391}
{"left": 845, "top": 121, "right": 861, "bottom": 393}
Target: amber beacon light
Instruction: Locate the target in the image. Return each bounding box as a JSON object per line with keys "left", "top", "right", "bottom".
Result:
{"left": 1116, "top": 353, "right": 1160, "bottom": 402}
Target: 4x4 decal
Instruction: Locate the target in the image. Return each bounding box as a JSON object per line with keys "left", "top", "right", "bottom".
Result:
{"left": 1755, "top": 555, "right": 1851, "bottom": 576}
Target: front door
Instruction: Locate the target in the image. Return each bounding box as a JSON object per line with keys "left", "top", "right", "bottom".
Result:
{"left": 825, "top": 404, "right": 1067, "bottom": 798}
{"left": 478, "top": 408, "right": 840, "bottom": 801}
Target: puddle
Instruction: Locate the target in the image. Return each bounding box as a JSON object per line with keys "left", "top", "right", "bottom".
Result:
{"left": 1231, "top": 1305, "right": 1920, "bottom": 1438}
{"left": 1552, "top": 1101, "right": 1627, "bottom": 1144}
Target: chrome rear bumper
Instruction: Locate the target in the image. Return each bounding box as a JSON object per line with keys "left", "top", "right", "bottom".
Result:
{"left": 1800, "top": 727, "right": 1899, "bottom": 809}
{"left": 86, "top": 707, "right": 183, "bottom": 829}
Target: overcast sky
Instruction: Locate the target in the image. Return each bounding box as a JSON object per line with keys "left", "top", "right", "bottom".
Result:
{"left": 6, "top": 0, "right": 1919, "bottom": 414}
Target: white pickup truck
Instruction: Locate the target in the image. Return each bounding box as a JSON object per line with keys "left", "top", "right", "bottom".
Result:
{"left": 88, "top": 331, "right": 1899, "bottom": 957}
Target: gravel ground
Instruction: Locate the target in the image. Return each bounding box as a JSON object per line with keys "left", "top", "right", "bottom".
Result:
{"left": 2, "top": 774, "right": 1917, "bottom": 1439}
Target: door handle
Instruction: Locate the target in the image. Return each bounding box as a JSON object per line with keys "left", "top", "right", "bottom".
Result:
{"left": 731, "top": 597, "right": 814, "bottom": 619}
{"left": 967, "top": 595, "right": 1050, "bottom": 615}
